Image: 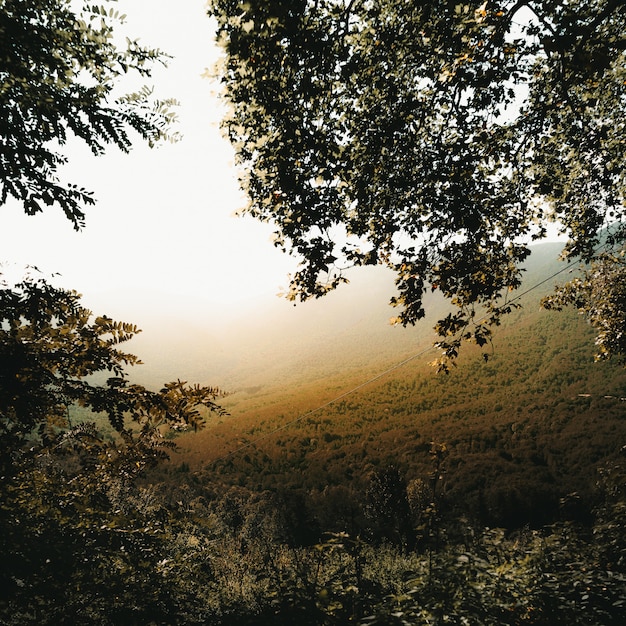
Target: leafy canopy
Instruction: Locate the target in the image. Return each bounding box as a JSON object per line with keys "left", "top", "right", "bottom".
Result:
{"left": 0, "top": 274, "right": 228, "bottom": 625}
{"left": 0, "top": 0, "right": 178, "bottom": 228}
{"left": 208, "top": 0, "right": 626, "bottom": 366}
{"left": 0, "top": 4, "right": 227, "bottom": 618}
{"left": 0, "top": 273, "right": 226, "bottom": 455}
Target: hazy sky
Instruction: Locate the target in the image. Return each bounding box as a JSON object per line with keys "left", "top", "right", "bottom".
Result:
{"left": 0, "top": 0, "right": 297, "bottom": 323}
{"left": 0, "top": 1, "right": 567, "bottom": 336}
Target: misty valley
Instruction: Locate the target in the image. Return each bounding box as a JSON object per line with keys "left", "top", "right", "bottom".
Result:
{"left": 3, "top": 245, "right": 625, "bottom": 625}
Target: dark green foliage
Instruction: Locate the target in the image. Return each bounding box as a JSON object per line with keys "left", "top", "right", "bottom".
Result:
{"left": 28, "top": 468, "right": 616, "bottom": 626}
{"left": 0, "top": 430, "right": 200, "bottom": 624}
{"left": 0, "top": 274, "right": 226, "bottom": 624}
{"left": 0, "top": 0, "right": 178, "bottom": 227}
{"left": 543, "top": 252, "right": 626, "bottom": 363}
{"left": 0, "top": 274, "right": 226, "bottom": 447}
{"left": 365, "top": 465, "right": 414, "bottom": 549}
{"left": 208, "top": 0, "right": 626, "bottom": 364}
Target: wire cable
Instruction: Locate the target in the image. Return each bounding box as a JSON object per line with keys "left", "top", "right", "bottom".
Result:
{"left": 212, "top": 345, "right": 435, "bottom": 464}
{"left": 209, "top": 246, "right": 601, "bottom": 465}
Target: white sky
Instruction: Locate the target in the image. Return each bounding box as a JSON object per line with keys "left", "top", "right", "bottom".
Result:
{"left": 0, "top": 0, "right": 297, "bottom": 323}
{"left": 0, "top": 0, "right": 567, "bottom": 334}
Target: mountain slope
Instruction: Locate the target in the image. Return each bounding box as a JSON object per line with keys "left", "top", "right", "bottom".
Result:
{"left": 152, "top": 242, "right": 626, "bottom": 527}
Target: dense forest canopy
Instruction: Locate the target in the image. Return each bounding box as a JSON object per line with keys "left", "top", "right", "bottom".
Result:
{"left": 208, "top": 0, "right": 626, "bottom": 366}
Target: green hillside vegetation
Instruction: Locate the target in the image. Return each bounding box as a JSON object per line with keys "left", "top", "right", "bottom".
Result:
{"left": 4, "top": 258, "right": 626, "bottom": 626}
{"left": 164, "top": 243, "right": 626, "bottom": 531}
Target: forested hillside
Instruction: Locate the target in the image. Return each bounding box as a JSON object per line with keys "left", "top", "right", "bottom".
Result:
{"left": 158, "top": 242, "right": 626, "bottom": 530}
{"left": 117, "top": 242, "right": 569, "bottom": 389}
{"left": 22, "top": 241, "right": 620, "bottom": 626}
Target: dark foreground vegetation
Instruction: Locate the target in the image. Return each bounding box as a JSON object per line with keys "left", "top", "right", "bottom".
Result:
{"left": 2, "top": 437, "right": 625, "bottom": 625}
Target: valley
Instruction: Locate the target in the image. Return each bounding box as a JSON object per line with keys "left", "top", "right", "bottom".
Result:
{"left": 143, "top": 242, "right": 626, "bottom": 529}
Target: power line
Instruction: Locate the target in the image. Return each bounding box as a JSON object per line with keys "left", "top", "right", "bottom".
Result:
{"left": 212, "top": 345, "right": 434, "bottom": 464}
{"left": 209, "top": 250, "right": 590, "bottom": 466}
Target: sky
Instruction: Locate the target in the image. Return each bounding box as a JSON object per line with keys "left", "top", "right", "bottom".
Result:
{"left": 0, "top": 0, "right": 298, "bottom": 324}
{"left": 0, "top": 1, "right": 567, "bottom": 338}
